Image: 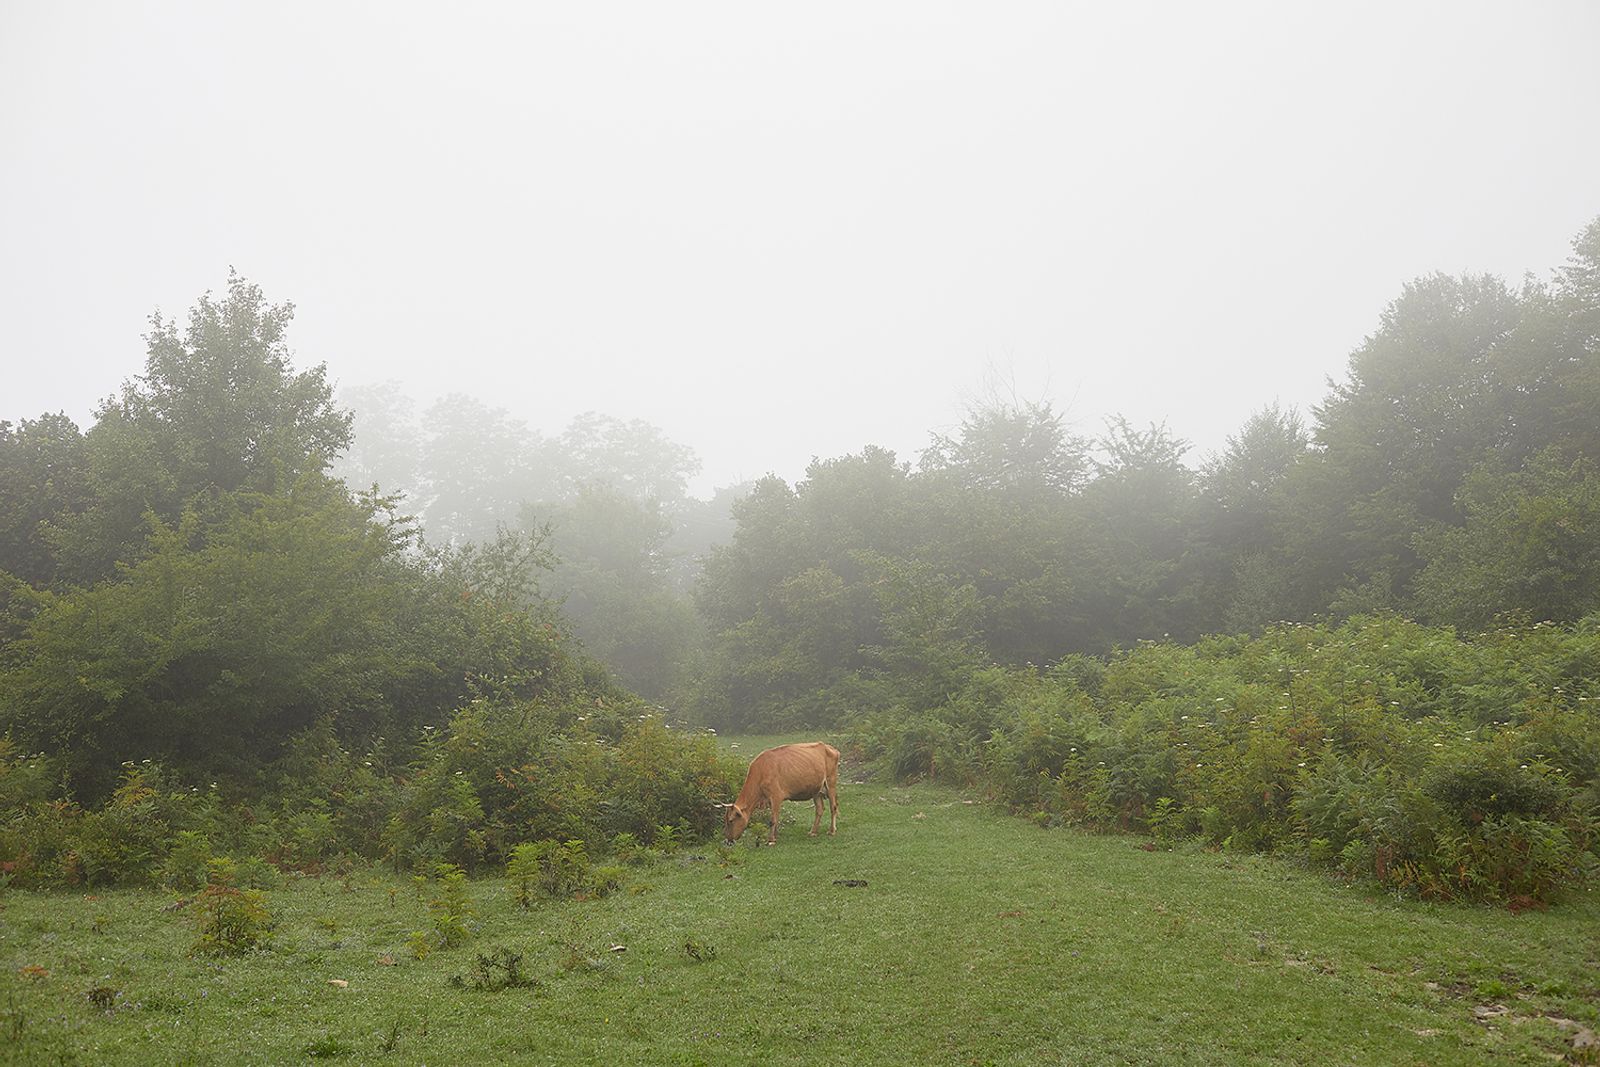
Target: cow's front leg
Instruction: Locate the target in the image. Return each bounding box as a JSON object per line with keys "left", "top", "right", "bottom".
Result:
{"left": 810, "top": 796, "right": 823, "bottom": 836}
{"left": 767, "top": 793, "right": 781, "bottom": 845}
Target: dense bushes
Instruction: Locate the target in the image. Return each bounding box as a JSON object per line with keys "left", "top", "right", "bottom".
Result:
{"left": 0, "top": 705, "right": 739, "bottom": 890}
{"left": 848, "top": 615, "right": 1600, "bottom": 904}
{"left": 381, "top": 699, "right": 734, "bottom": 870}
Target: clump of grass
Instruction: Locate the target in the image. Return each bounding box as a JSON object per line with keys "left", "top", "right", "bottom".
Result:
{"left": 683, "top": 938, "right": 717, "bottom": 963}
{"left": 302, "top": 1032, "right": 355, "bottom": 1058}
{"left": 448, "top": 947, "right": 538, "bottom": 992}
{"left": 85, "top": 984, "right": 120, "bottom": 1013}
{"left": 376, "top": 1018, "right": 403, "bottom": 1055}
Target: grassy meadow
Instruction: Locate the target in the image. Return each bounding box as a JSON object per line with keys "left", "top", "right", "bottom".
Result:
{"left": 2, "top": 764, "right": 1598, "bottom": 1065}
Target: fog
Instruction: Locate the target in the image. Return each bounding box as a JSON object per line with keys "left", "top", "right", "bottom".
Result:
{"left": 3, "top": 1, "right": 1597, "bottom": 496}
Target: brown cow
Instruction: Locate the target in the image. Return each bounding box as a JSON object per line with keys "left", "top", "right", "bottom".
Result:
{"left": 722, "top": 742, "right": 840, "bottom": 845}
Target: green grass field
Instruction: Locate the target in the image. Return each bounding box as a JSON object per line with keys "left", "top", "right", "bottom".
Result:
{"left": 3, "top": 768, "right": 1598, "bottom": 1064}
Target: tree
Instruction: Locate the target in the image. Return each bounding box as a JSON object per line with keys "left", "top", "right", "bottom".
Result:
{"left": 536, "top": 485, "right": 698, "bottom": 700}
{"left": 0, "top": 413, "right": 89, "bottom": 586}
{"left": 0, "top": 475, "right": 590, "bottom": 799}
{"left": 920, "top": 399, "right": 1088, "bottom": 496}
{"left": 1413, "top": 449, "right": 1600, "bottom": 628}
{"left": 328, "top": 381, "right": 423, "bottom": 504}
{"left": 1074, "top": 418, "right": 1197, "bottom": 645}
{"left": 1294, "top": 273, "right": 1526, "bottom": 612}
{"left": 46, "top": 273, "right": 351, "bottom": 582}
{"left": 552, "top": 412, "right": 700, "bottom": 507}
{"left": 1199, "top": 404, "right": 1309, "bottom": 523}
{"left": 663, "top": 480, "right": 754, "bottom": 593}
{"left": 1192, "top": 405, "right": 1311, "bottom": 631}
{"left": 416, "top": 394, "right": 549, "bottom": 546}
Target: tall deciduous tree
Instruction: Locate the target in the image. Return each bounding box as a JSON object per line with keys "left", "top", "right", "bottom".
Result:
{"left": 416, "top": 394, "right": 549, "bottom": 546}
{"left": 47, "top": 273, "right": 351, "bottom": 583}
{"left": 1192, "top": 404, "right": 1310, "bottom": 631}
{"left": 0, "top": 413, "right": 89, "bottom": 587}
{"left": 536, "top": 485, "right": 698, "bottom": 700}
{"left": 1413, "top": 450, "right": 1600, "bottom": 628}
{"left": 329, "top": 381, "right": 423, "bottom": 504}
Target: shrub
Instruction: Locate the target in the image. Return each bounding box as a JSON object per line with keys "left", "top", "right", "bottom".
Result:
{"left": 158, "top": 831, "right": 213, "bottom": 891}
{"left": 0, "top": 737, "right": 52, "bottom": 812}
{"left": 609, "top": 831, "right": 646, "bottom": 864}
{"left": 847, "top": 616, "right": 1600, "bottom": 903}
{"left": 449, "top": 947, "right": 537, "bottom": 992}
{"left": 193, "top": 874, "right": 275, "bottom": 956}
{"left": 427, "top": 863, "right": 474, "bottom": 948}
{"left": 1433, "top": 814, "right": 1595, "bottom": 903}
{"left": 506, "top": 843, "right": 543, "bottom": 908}
{"left": 588, "top": 864, "right": 625, "bottom": 897}
{"left": 72, "top": 765, "right": 175, "bottom": 887}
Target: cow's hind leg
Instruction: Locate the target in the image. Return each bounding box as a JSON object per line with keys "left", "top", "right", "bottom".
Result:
{"left": 826, "top": 769, "right": 839, "bottom": 836}
{"left": 810, "top": 796, "right": 823, "bottom": 836}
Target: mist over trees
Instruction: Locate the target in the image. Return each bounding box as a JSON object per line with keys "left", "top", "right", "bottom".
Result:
{"left": 328, "top": 387, "right": 726, "bottom": 700}
{"left": 1, "top": 216, "right": 1597, "bottom": 793}
{"left": 0, "top": 277, "right": 617, "bottom": 801}
{"left": 685, "top": 219, "right": 1600, "bottom": 728}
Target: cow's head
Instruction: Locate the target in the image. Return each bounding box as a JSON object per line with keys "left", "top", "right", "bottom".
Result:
{"left": 721, "top": 802, "right": 750, "bottom": 843}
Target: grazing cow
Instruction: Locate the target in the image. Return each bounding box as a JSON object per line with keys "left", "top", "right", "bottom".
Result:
{"left": 722, "top": 742, "right": 840, "bottom": 845}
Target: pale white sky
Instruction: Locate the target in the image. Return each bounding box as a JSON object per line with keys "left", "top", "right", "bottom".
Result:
{"left": 3, "top": 2, "right": 1597, "bottom": 496}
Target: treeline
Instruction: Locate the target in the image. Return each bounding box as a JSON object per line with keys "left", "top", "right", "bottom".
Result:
{"left": 690, "top": 219, "right": 1600, "bottom": 729}
{"left": 322, "top": 219, "right": 1600, "bottom": 733}
{"left": 0, "top": 274, "right": 734, "bottom": 887}
{"left": 3, "top": 220, "right": 1598, "bottom": 898}
{"left": 329, "top": 385, "right": 745, "bottom": 701}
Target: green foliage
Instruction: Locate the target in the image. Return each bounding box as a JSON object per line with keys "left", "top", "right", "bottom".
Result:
{"left": 0, "top": 735, "right": 52, "bottom": 814}
{"left": 448, "top": 947, "right": 538, "bottom": 992}
{"left": 193, "top": 878, "right": 275, "bottom": 956}
{"left": 505, "top": 843, "right": 543, "bottom": 908}
{"left": 685, "top": 218, "right": 1600, "bottom": 730}
{"left": 407, "top": 930, "right": 433, "bottom": 961}
{"left": 537, "top": 485, "right": 701, "bottom": 701}
{"left": 427, "top": 863, "right": 474, "bottom": 948}
{"left": 0, "top": 413, "right": 90, "bottom": 586}
{"left": 651, "top": 824, "right": 681, "bottom": 852}
{"left": 2, "top": 477, "right": 474, "bottom": 796}
{"left": 45, "top": 272, "right": 351, "bottom": 585}
{"left": 849, "top": 616, "right": 1600, "bottom": 903}
{"left": 505, "top": 840, "right": 589, "bottom": 902}
{"left": 1413, "top": 449, "right": 1600, "bottom": 627}
{"left": 608, "top": 832, "right": 645, "bottom": 864}
{"left": 158, "top": 831, "right": 214, "bottom": 892}
{"left": 1, "top": 704, "right": 730, "bottom": 892}
{"left": 383, "top": 701, "right": 732, "bottom": 872}
{"left": 589, "top": 864, "right": 625, "bottom": 898}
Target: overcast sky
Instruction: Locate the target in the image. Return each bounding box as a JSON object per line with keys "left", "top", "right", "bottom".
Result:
{"left": 3, "top": 2, "right": 1597, "bottom": 496}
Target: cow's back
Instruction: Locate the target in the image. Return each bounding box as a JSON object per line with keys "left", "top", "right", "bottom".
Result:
{"left": 750, "top": 742, "right": 838, "bottom": 800}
